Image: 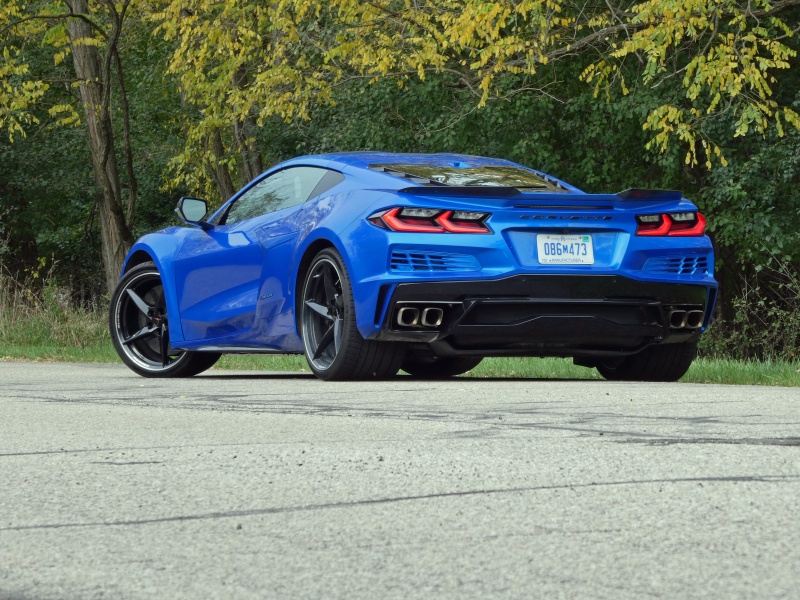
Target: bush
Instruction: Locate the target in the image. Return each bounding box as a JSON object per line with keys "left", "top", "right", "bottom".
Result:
{"left": 700, "top": 259, "right": 800, "bottom": 362}
{"left": 0, "top": 262, "right": 108, "bottom": 349}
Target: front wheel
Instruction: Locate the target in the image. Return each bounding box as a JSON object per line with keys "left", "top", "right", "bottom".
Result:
{"left": 300, "top": 248, "right": 404, "bottom": 380}
{"left": 109, "top": 262, "right": 220, "bottom": 377}
{"left": 596, "top": 341, "right": 697, "bottom": 382}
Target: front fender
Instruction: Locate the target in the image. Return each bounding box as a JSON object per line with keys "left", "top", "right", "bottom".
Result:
{"left": 121, "top": 228, "right": 192, "bottom": 345}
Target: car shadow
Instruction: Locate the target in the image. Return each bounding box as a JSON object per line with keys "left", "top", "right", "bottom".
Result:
{"left": 198, "top": 372, "right": 603, "bottom": 383}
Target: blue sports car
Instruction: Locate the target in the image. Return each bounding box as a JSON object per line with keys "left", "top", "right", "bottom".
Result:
{"left": 109, "top": 152, "right": 717, "bottom": 381}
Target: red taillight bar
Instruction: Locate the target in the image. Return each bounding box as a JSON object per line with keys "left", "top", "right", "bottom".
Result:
{"left": 435, "top": 211, "right": 491, "bottom": 233}
{"left": 370, "top": 207, "right": 491, "bottom": 233}
{"left": 669, "top": 213, "right": 707, "bottom": 236}
{"left": 380, "top": 207, "right": 445, "bottom": 232}
{"left": 636, "top": 214, "right": 672, "bottom": 236}
{"left": 636, "top": 213, "right": 706, "bottom": 237}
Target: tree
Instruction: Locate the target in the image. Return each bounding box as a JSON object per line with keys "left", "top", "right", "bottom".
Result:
{"left": 153, "top": 0, "right": 800, "bottom": 175}
{"left": 0, "top": 0, "right": 139, "bottom": 293}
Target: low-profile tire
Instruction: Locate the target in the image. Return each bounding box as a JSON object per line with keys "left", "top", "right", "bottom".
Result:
{"left": 300, "top": 248, "right": 405, "bottom": 381}
{"left": 401, "top": 355, "right": 483, "bottom": 378}
{"left": 596, "top": 341, "right": 697, "bottom": 382}
{"left": 109, "top": 262, "right": 220, "bottom": 378}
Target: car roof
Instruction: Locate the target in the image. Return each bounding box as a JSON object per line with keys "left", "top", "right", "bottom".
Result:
{"left": 281, "top": 152, "right": 520, "bottom": 171}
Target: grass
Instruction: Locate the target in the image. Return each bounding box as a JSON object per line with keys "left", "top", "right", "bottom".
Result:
{"left": 466, "top": 355, "right": 800, "bottom": 386}
{"left": 2, "top": 338, "right": 798, "bottom": 387}
{"left": 1, "top": 273, "right": 797, "bottom": 386}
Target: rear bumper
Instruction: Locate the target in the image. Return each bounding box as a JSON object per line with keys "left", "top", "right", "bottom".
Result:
{"left": 373, "top": 274, "right": 716, "bottom": 357}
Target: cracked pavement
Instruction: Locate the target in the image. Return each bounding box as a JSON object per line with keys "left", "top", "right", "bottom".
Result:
{"left": 1, "top": 362, "right": 799, "bottom": 599}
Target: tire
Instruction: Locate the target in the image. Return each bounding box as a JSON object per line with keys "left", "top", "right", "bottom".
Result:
{"left": 402, "top": 354, "right": 483, "bottom": 378}
{"left": 596, "top": 341, "right": 697, "bottom": 382}
{"left": 300, "top": 248, "right": 405, "bottom": 380}
{"left": 109, "top": 262, "right": 220, "bottom": 378}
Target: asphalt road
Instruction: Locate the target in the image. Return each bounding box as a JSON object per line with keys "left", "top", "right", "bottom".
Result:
{"left": 1, "top": 361, "right": 798, "bottom": 600}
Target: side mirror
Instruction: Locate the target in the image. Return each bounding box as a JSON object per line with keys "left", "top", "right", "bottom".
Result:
{"left": 175, "top": 196, "right": 213, "bottom": 230}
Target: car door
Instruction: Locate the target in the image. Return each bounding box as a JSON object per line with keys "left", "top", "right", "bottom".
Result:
{"left": 172, "top": 166, "right": 331, "bottom": 344}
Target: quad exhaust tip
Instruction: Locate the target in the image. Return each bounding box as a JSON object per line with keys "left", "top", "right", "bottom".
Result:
{"left": 421, "top": 307, "right": 444, "bottom": 327}
{"left": 395, "top": 305, "right": 445, "bottom": 329}
{"left": 397, "top": 306, "right": 420, "bottom": 327}
{"left": 686, "top": 309, "right": 704, "bottom": 329}
{"left": 668, "top": 309, "right": 704, "bottom": 330}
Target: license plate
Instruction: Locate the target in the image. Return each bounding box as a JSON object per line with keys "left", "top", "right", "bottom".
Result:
{"left": 537, "top": 234, "right": 594, "bottom": 265}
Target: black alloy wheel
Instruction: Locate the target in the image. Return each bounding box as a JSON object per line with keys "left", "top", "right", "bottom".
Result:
{"left": 109, "top": 262, "right": 219, "bottom": 377}
{"left": 300, "top": 248, "right": 405, "bottom": 380}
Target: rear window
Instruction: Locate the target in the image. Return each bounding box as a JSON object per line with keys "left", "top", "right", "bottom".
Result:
{"left": 372, "top": 164, "right": 562, "bottom": 191}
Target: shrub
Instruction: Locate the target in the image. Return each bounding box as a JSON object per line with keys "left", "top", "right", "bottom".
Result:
{"left": 0, "top": 262, "right": 108, "bottom": 349}
{"left": 700, "top": 259, "right": 800, "bottom": 362}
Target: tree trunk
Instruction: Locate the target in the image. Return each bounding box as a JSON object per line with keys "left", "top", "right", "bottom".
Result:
{"left": 232, "top": 67, "right": 263, "bottom": 183}
{"left": 233, "top": 114, "right": 264, "bottom": 183}
{"left": 65, "top": 0, "right": 133, "bottom": 295}
{"left": 208, "top": 129, "right": 236, "bottom": 201}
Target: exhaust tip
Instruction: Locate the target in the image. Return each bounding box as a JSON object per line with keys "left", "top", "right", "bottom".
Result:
{"left": 669, "top": 310, "right": 688, "bottom": 329}
{"left": 421, "top": 307, "right": 444, "bottom": 327}
{"left": 396, "top": 306, "right": 420, "bottom": 327}
{"left": 686, "top": 310, "right": 704, "bottom": 329}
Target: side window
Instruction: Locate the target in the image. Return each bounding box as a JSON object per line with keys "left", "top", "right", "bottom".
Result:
{"left": 225, "top": 166, "right": 334, "bottom": 225}
{"left": 309, "top": 170, "right": 345, "bottom": 199}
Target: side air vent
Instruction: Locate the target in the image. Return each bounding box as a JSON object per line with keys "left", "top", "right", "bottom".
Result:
{"left": 643, "top": 256, "right": 709, "bottom": 275}
{"left": 390, "top": 251, "right": 481, "bottom": 273}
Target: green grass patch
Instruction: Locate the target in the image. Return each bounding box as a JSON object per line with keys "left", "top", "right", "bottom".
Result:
{"left": 216, "top": 353, "right": 310, "bottom": 372}
{"left": 466, "top": 356, "right": 800, "bottom": 386}
{"left": 0, "top": 343, "right": 118, "bottom": 363}
{"left": 1, "top": 339, "right": 797, "bottom": 386}
{"left": 681, "top": 357, "right": 800, "bottom": 387}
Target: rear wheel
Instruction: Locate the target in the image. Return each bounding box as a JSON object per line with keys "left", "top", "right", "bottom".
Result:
{"left": 596, "top": 341, "right": 697, "bottom": 382}
{"left": 109, "top": 262, "right": 220, "bottom": 378}
{"left": 300, "top": 248, "right": 405, "bottom": 380}
{"left": 401, "top": 354, "right": 483, "bottom": 378}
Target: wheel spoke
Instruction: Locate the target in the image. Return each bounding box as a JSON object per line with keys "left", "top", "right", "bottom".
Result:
{"left": 123, "top": 325, "right": 157, "bottom": 345}
{"left": 304, "top": 300, "right": 332, "bottom": 320}
{"left": 333, "top": 317, "right": 342, "bottom": 354}
{"left": 322, "top": 264, "right": 338, "bottom": 303}
{"left": 312, "top": 324, "right": 334, "bottom": 360}
{"left": 159, "top": 323, "right": 170, "bottom": 367}
{"left": 126, "top": 289, "right": 152, "bottom": 316}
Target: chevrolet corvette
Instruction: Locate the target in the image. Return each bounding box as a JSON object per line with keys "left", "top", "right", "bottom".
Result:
{"left": 109, "top": 152, "right": 717, "bottom": 381}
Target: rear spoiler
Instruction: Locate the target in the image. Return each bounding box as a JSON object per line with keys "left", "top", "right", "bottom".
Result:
{"left": 397, "top": 186, "right": 684, "bottom": 202}
{"left": 617, "top": 189, "right": 682, "bottom": 201}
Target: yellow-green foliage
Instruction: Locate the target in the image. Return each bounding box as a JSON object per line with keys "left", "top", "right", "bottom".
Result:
{"left": 150, "top": 0, "right": 799, "bottom": 188}
{"left": 0, "top": 1, "right": 101, "bottom": 140}
{"left": 3, "top": 1, "right": 798, "bottom": 187}
{"left": 582, "top": 0, "right": 800, "bottom": 167}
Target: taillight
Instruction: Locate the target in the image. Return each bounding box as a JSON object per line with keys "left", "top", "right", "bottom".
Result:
{"left": 667, "top": 212, "right": 707, "bottom": 236}
{"left": 369, "top": 207, "right": 491, "bottom": 233}
{"left": 636, "top": 212, "right": 706, "bottom": 236}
